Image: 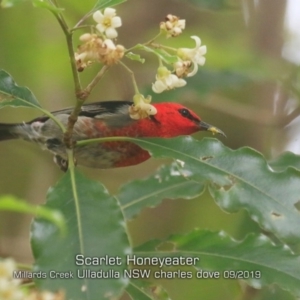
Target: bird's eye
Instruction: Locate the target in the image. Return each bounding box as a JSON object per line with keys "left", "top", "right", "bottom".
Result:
{"left": 179, "top": 108, "right": 191, "bottom": 118}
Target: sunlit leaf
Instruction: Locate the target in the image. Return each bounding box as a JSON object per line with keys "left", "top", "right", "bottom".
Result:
{"left": 269, "top": 151, "right": 300, "bottom": 171}
{"left": 135, "top": 230, "right": 300, "bottom": 297}
{"left": 0, "top": 195, "right": 65, "bottom": 233}
{"left": 126, "top": 52, "right": 145, "bottom": 64}
{"left": 31, "top": 169, "right": 130, "bottom": 300}
{"left": 117, "top": 163, "right": 204, "bottom": 220}
{"left": 0, "top": 69, "right": 41, "bottom": 109}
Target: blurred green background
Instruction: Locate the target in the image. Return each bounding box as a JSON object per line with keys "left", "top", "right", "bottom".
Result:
{"left": 0, "top": 0, "right": 299, "bottom": 299}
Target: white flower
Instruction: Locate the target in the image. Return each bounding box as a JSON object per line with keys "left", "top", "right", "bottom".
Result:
{"left": 177, "top": 36, "right": 207, "bottom": 77}
{"left": 0, "top": 281, "right": 24, "bottom": 300}
{"left": 160, "top": 14, "right": 185, "bottom": 38}
{"left": 75, "top": 35, "right": 124, "bottom": 70}
{"left": 129, "top": 94, "right": 157, "bottom": 120}
{"left": 0, "top": 258, "right": 15, "bottom": 280}
{"left": 75, "top": 33, "right": 103, "bottom": 71}
{"left": 152, "top": 66, "right": 186, "bottom": 93}
{"left": 99, "top": 39, "right": 125, "bottom": 65}
{"left": 93, "top": 8, "right": 122, "bottom": 39}
{"left": 174, "top": 60, "right": 192, "bottom": 77}
{"left": 0, "top": 258, "right": 24, "bottom": 300}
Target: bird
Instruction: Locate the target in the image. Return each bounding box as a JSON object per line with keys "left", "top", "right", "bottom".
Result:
{"left": 0, "top": 100, "right": 225, "bottom": 171}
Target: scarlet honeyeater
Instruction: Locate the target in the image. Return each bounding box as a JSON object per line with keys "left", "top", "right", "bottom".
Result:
{"left": 0, "top": 101, "right": 225, "bottom": 169}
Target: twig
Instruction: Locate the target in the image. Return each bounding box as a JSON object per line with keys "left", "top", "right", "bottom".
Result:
{"left": 84, "top": 65, "right": 109, "bottom": 96}
{"left": 119, "top": 61, "right": 139, "bottom": 94}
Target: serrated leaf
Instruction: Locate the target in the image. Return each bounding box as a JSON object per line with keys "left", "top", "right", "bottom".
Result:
{"left": 0, "top": 0, "right": 25, "bottom": 8}
{"left": 92, "top": 0, "right": 126, "bottom": 12}
{"left": 269, "top": 151, "right": 300, "bottom": 171}
{"left": 117, "top": 163, "right": 204, "bottom": 220}
{"left": 31, "top": 170, "right": 130, "bottom": 300}
{"left": 126, "top": 52, "right": 145, "bottom": 64}
{"left": 121, "top": 136, "right": 300, "bottom": 245}
{"left": 135, "top": 230, "right": 300, "bottom": 297}
{"left": 0, "top": 195, "right": 65, "bottom": 233}
{"left": 137, "top": 45, "right": 178, "bottom": 65}
{"left": 0, "top": 69, "right": 41, "bottom": 109}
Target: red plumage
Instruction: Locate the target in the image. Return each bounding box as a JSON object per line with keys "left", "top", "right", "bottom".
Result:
{"left": 0, "top": 101, "right": 224, "bottom": 170}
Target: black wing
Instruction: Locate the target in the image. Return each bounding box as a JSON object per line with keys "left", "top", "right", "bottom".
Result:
{"left": 29, "top": 100, "right": 133, "bottom": 123}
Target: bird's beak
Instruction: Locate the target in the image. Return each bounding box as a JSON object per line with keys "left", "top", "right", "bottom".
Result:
{"left": 198, "top": 120, "right": 226, "bottom": 137}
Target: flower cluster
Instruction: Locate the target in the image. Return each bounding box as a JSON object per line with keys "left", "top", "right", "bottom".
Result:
{"left": 160, "top": 14, "right": 186, "bottom": 38}
{"left": 75, "top": 8, "right": 124, "bottom": 71}
{"left": 152, "top": 15, "right": 207, "bottom": 93}
{"left": 0, "top": 258, "right": 64, "bottom": 300}
{"left": 177, "top": 36, "right": 207, "bottom": 77}
{"left": 152, "top": 66, "right": 186, "bottom": 93}
{"left": 129, "top": 94, "right": 157, "bottom": 120}
{"left": 74, "top": 9, "right": 207, "bottom": 118}
{"left": 0, "top": 258, "right": 22, "bottom": 300}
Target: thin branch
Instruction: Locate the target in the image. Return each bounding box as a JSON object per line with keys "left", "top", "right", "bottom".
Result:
{"left": 74, "top": 10, "right": 93, "bottom": 29}
{"left": 119, "top": 61, "right": 139, "bottom": 94}
{"left": 84, "top": 65, "right": 109, "bottom": 96}
{"left": 125, "top": 32, "right": 162, "bottom": 53}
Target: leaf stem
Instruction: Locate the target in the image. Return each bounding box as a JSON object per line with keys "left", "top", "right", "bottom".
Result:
{"left": 38, "top": 107, "right": 66, "bottom": 133}
{"left": 77, "top": 136, "right": 135, "bottom": 146}
{"left": 144, "top": 32, "right": 162, "bottom": 46}
{"left": 125, "top": 32, "right": 162, "bottom": 53}
{"left": 119, "top": 61, "right": 139, "bottom": 94}
{"left": 67, "top": 150, "right": 85, "bottom": 256}
{"left": 151, "top": 43, "right": 177, "bottom": 52}
{"left": 74, "top": 10, "right": 93, "bottom": 29}
{"left": 70, "top": 24, "right": 94, "bottom": 33}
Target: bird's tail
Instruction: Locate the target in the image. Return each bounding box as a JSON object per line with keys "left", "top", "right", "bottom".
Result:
{"left": 0, "top": 123, "right": 19, "bottom": 141}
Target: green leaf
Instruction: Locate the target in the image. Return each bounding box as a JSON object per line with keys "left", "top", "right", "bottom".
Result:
{"left": 127, "top": 280, "right": 169, "bottom": 300}
{"left": 32, "top": 0, "right": 64, "bottom": 14}
{"left": 92, "top": 0, "right": 126, "bottom": 12}
{"left": 117, "top": 163, "right": 204, "bottom": 220}
{"left": 269, "top": 152, "right": 300, "bottom": 171}
{"left": 0, "top": 195, "right": 65, "bottom": 233}
{"left": 137, "top": 45, "right": 178, "bottom": 65}
{"left": 126, "top": 52, "right": 145, "bottom": 64}
{"left": 126, "top": 282, "right": 153, "bottom": 300}
{"left": 135, "top": 230, "right": 300, "bottom": 297}
{"left": 0, "top": 69, "right": 41, "bottom": 109}
{"left": 0, "top": 0, "right": 25, "bottom": 8}
{"left": 121, "top": 136, "right": 300, "bottom": 245}
{"left": 31, "top": 170, "right": 130, "bottom": 300}
{"left": 0, "top": 69, "right": 65, "bottom": 132}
